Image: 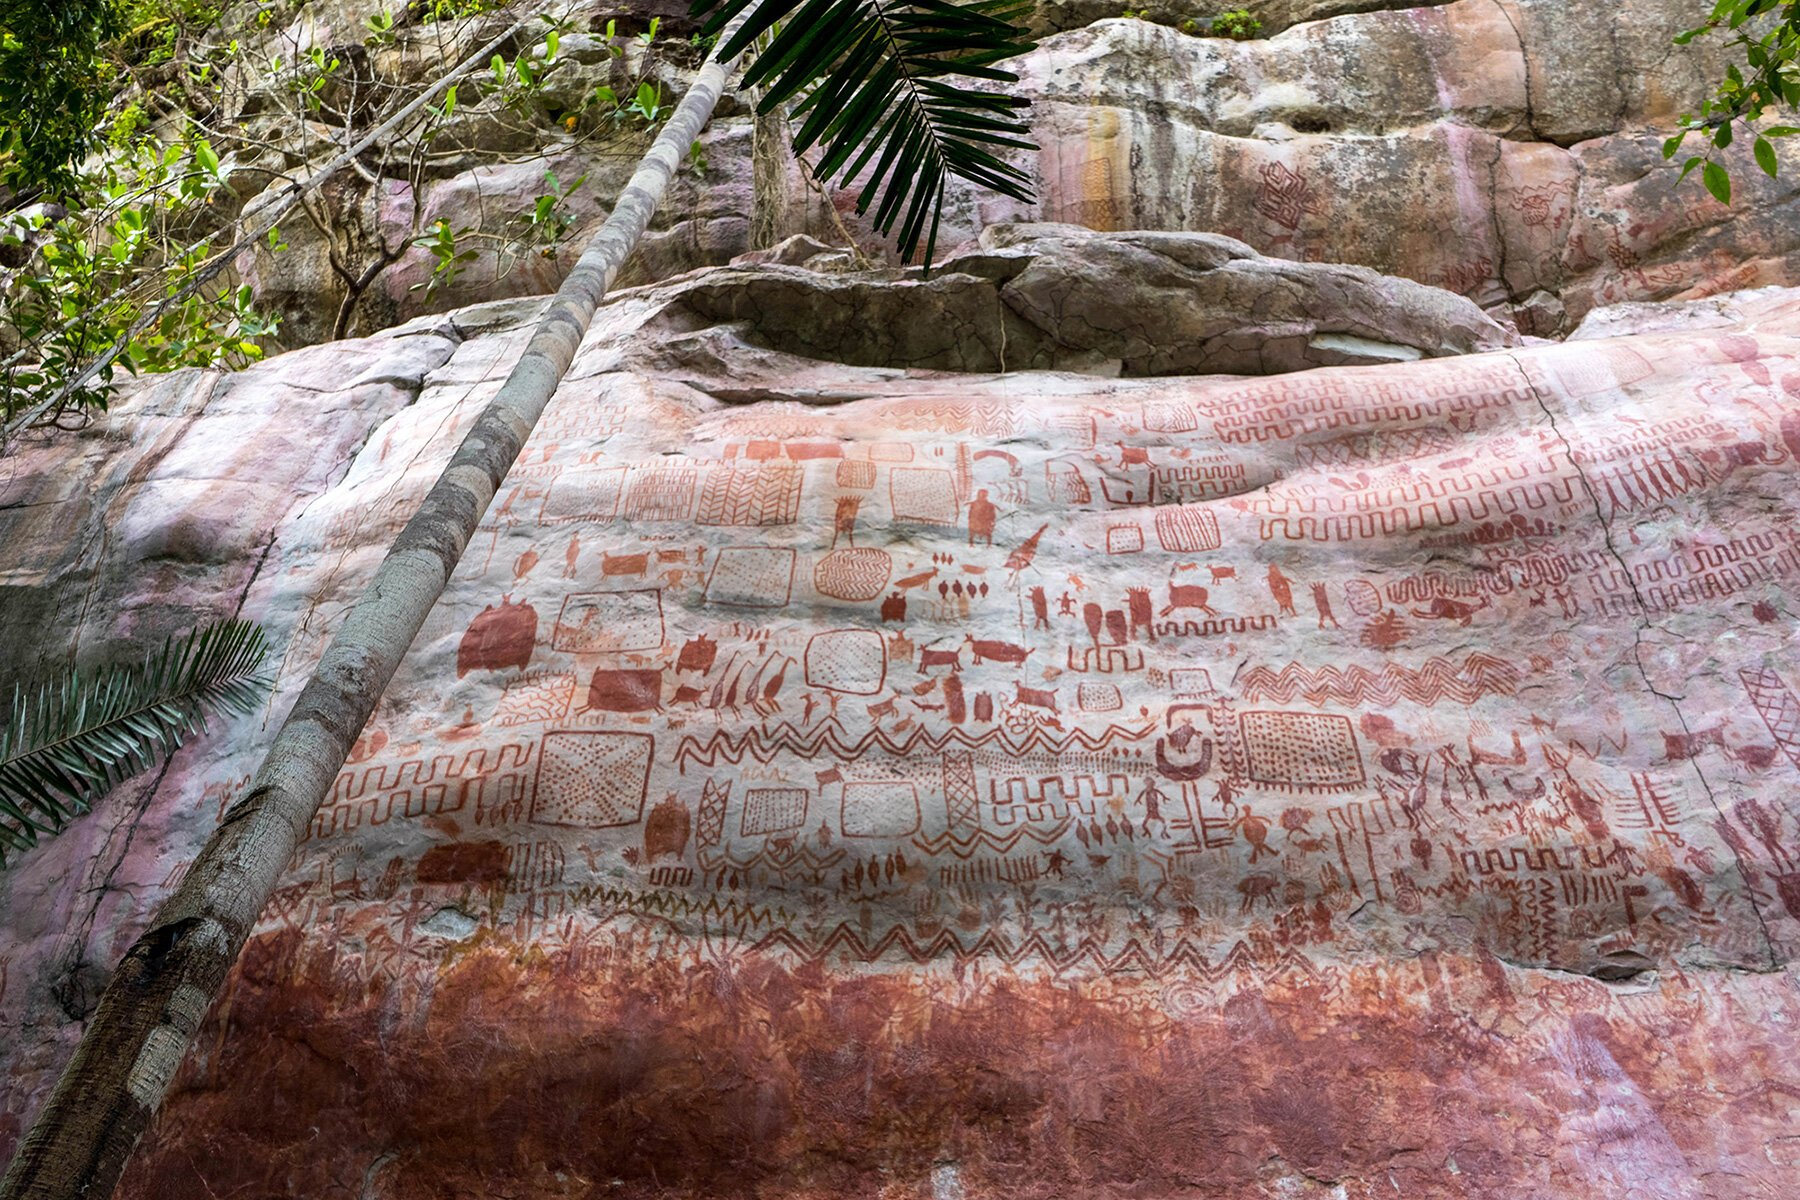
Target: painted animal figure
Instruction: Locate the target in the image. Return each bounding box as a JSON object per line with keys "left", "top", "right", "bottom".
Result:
{"left": 1013, "top": 682, "right": 1059, "bottom": 712}
{"left": 1410, "top": 596, "right": 1489, "bottom": 626}
{"left": 1117, "top": 443, "right": 1150, "bottom": 467}
{"left": 918, "top": 646, "right": 963, "bottom": 673}
{"left": 676, "top": 633, "right": 718, "bottom": 675}
{"left": 1208, "top": 565, "right": 1237, "bottom": 584}
{"left": 965, "top": 635, "right": 1034, "bottom": 665}
{"left": 1160, "top": 583, "right": 1218, "bottom": 617}
{"left": 1126, "top": 588, "right": 1156, "bottom": 642}
{"left": 588, "top": 668, "right": 663, "bottom": 712}
{"left": 601, "top": 550, "right": 649, "bottom": 577}
{"left": 1155, "top": 733, "right": 1213, "bottom": 781}
{"left": 1663, "top": 726, "right": 1727, "bottom": 761}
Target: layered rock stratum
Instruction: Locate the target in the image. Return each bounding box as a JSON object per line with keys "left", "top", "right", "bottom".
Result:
{"left": 211, "top": 0, "right": 1800, "bottom": 346}
{"left": 3, "top": 224, "right": 1799, "bottom": 1197}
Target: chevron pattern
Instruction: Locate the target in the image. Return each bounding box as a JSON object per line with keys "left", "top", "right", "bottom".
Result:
{"left": 1241, "top": 652, "right": 1523, "bottom": 707}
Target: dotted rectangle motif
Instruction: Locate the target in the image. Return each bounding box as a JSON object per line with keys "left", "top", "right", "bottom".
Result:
{"left": 552, "top": 590, "right": 664, "bottom": 653}
{"left": 1238, "top": 711, "right": 1365, "bottom": 790}
{"left": 704, "top": 546, "right": 796, "bottom": 608}
{"left": 741, "top": 787, "right": 809, "bottom": 837}
{"left": 841, "top": 780, "right": 920, "bottom": 838}
{"left": 531, "top": 731, "right": 654, "bottom": 828}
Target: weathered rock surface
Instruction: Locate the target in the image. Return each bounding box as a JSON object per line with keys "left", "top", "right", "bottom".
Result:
{"left": 218, "top": 0, "right": 1800, "bottom": 347}
{"left": 667, "top": 224, "right": 1516, "bottom": 377}
{"left": 4, "top": 234, "right": 1800, "bottom": 1197}
{"left": 968, "top": 0, "right": 1800, "bottom": 335}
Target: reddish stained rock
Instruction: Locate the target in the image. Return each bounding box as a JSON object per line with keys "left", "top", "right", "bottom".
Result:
{"left": 3, "top": 235, "right": 1800, "bottom": 1198}
{"left": 414, "top": 840, "right": 510, "bottom": 888}
{"left": 113, "top": 940, "right": 1800, "bottom": 1198}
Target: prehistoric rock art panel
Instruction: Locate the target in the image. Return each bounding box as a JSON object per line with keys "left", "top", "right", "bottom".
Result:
{"left": 6, "top": 280, "right": 1800, "bottom": 1199}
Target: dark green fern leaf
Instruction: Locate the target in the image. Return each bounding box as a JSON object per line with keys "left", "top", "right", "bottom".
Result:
{"left": 0, "top": 619, "right": 271, "bottom": 866}
{"left": 693, "top": 0, "right": 1038, "bottom": 265}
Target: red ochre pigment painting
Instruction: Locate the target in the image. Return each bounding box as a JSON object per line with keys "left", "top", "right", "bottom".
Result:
{"left": 8, "top": 300, "right": 1800, "bottom": 1199}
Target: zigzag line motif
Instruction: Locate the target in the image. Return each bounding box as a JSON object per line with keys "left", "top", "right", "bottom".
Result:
{"left": 1240, "top": 653, "right": 1523, "bottom": 707}
{"left": 673, "top": 720, "right": 1153, "bottom": 769}
{"left": 561, "top": 883, "right": 791, "bottom": 931}
{"left": 909, "top": 820, "right": 1075, "bottom": 859}
{"left": 747, "top": 924, "right": 1331, "bottom": 979}
{"left": 696, "top": 843, "right": 849, "bottom": 875}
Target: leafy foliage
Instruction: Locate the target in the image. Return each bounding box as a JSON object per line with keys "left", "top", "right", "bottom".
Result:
{"left": 691, "top": 0, "right": 1039, "bottom": 266}
{"left": 2, "top": 138, "right": 281, "bottom": 425}
{"left": 1666, "top": 0, "right": 1800, "bottom": 201}
{"left": 0, "top": 619, "right": 271, "bottom": 867}
{"left": 0, "top": 0, "right": 121, "bottom": 198}
{"left": 1210, "top": 8, "right": 1262, "bottom": 39}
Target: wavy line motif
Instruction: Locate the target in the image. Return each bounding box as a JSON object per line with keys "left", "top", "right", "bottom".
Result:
{"left": 561, "top": 884, "right": 792, "bottom": 931}
{"left": 909, "top": 820, "right": 1075, "bottom": 859}
{"left": 1240, "top": 653, "right": 1522, "bottom": 707}
{"left": 748, "top": 925, "right": 1330, "bottom": 979}
{"left": 674, "top": 720, "right": 1152, "bottom": 768}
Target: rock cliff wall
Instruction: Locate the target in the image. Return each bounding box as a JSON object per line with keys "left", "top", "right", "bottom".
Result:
{"left": 3, "top": 226, "right": 1799, "bottom": 1197}
{"left": 206, "top": 0, "right": 1800, "bottom": 345}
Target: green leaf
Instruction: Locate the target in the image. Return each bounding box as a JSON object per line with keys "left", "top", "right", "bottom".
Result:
{"left": 0, "top": 620, "right": 272, "bottom": 868}
{"left": 1756, "top": 134, "right": 1780, "bottom": 176}
{"left": 1704, "top": 158, "right": 1733, "bottom": 203}
{"left": 689, "top": 0, "right": 1037, "bottom": 265}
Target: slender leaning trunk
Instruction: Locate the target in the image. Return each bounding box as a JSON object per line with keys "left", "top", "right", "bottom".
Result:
{"left": 0, "top": 22, "right": 749, "bottom": 1200}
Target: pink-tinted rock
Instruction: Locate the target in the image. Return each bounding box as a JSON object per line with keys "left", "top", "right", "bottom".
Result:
{"left": 230, "top": 0, "right": 1800, "bottom": 349}
{"left": 3, "top": 236, "right": 1800, "bottom": 1197}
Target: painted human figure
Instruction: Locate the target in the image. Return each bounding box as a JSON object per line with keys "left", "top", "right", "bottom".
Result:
{"left": 968, "top": 489, "right": 998, "bottom": 546}
{"left": 833, "top": 495, "right": 861, "bottom": 548}
{"left": 1267, "top": 564, "right": 1297, "bottom": 617}
{"left": 1233, "top": 803, "right": 1277, "bottom": 861}
{"left": 1140, "top": 778, "right": 1169, "bottom": 836}
{"left": 1310, "top": 581, "right": 1339, "bottom": 629}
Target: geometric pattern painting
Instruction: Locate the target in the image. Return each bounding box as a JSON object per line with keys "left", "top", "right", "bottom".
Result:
{"left": 529, "top": 731, "right": 654, "bottom": 828}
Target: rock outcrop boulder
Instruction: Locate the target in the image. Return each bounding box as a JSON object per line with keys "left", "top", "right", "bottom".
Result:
{"left": 3, "top": 234, "right": 1799, "bottom": 1197}
{"left": 667, "top": 224, "right": 1517, "bottom": 378}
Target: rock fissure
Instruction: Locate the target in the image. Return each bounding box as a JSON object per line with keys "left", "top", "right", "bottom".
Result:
{"left": 1509, "top": 349, "right": 1786, "bottom": 973}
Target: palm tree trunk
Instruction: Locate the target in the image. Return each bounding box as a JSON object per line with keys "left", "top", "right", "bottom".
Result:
{"left": 0, "top": 21, "right": 750, "bottom": 1200}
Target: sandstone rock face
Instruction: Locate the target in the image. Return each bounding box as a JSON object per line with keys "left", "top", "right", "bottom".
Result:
{"left": 222, "top": 0, "right": 1800, "bottom": 349}
{"left": 909, "top": 0, "right": 1800, "bottom": 336}
{"left": 3, "top": 236, "right": 1800, "bottom": 1197}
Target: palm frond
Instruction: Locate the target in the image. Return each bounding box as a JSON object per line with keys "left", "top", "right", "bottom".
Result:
{"left": 0, "top": 619, "right": 271, "bottom": 867}
{"left": 694, "top": 0, "right": 1039, "bottom": 265}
